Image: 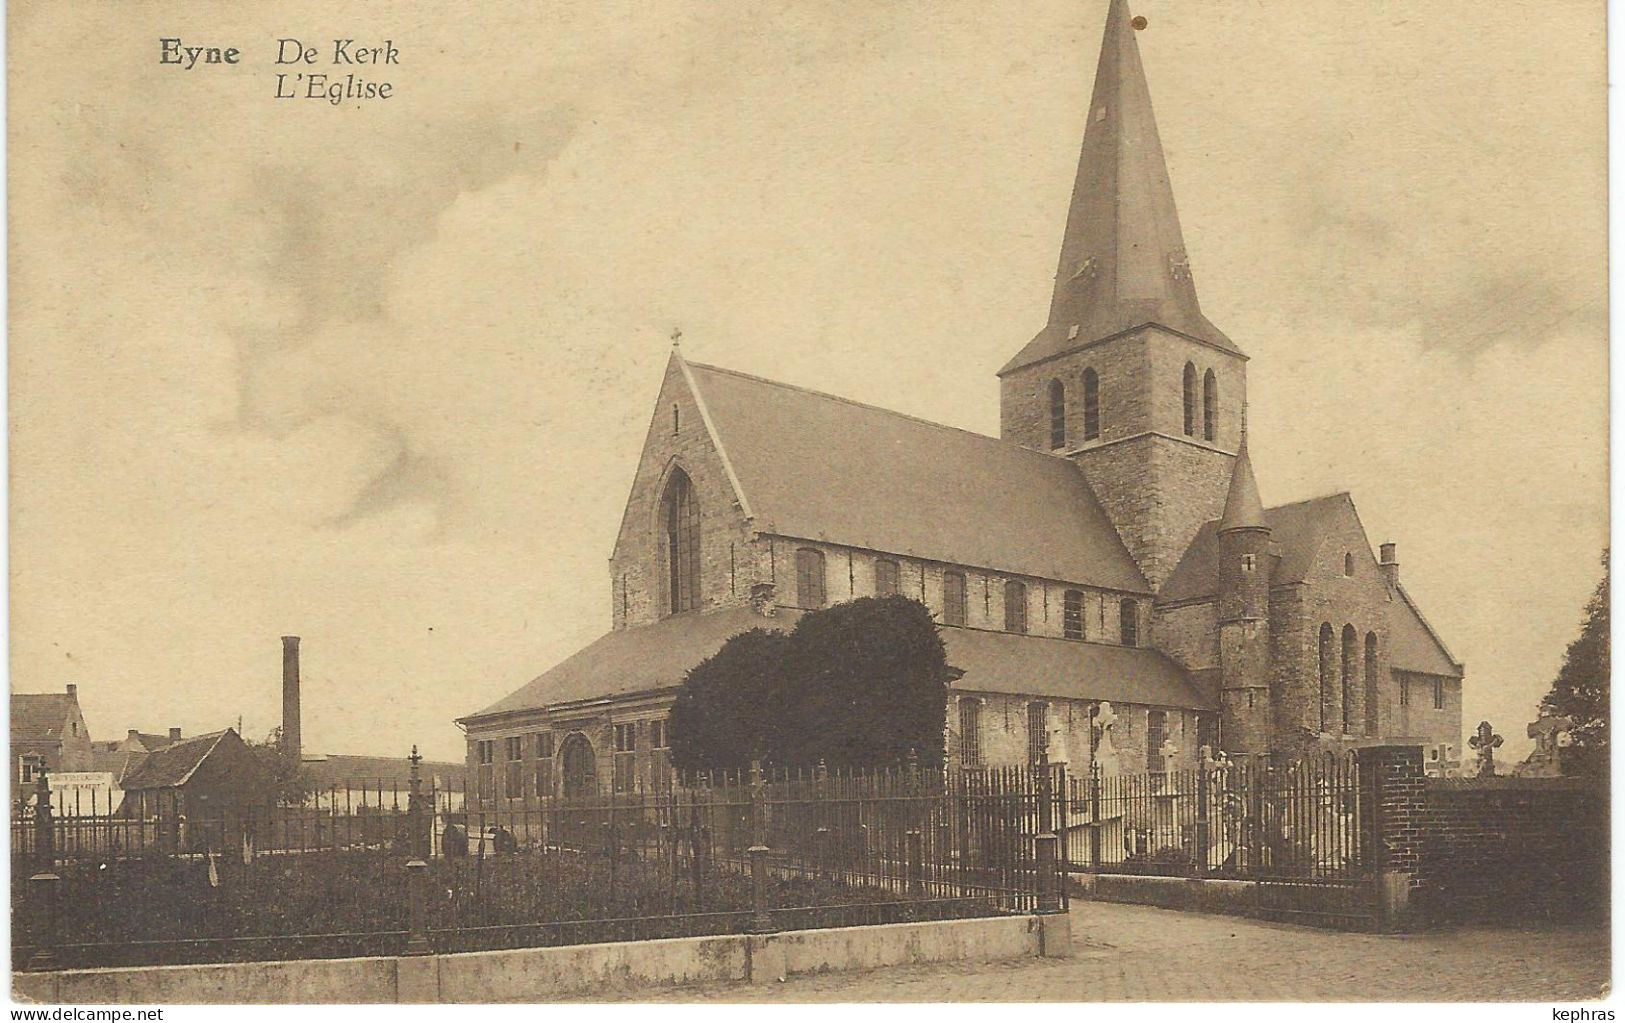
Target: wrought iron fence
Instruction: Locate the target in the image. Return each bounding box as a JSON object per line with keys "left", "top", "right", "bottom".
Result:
{"left": 12, "top": 756, "right": 1067, "bottom": 970}
{"left": 1059, "top": 753, "right": 1366, "bottom": 880}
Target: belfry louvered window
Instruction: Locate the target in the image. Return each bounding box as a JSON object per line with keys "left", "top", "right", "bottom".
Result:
{"left": 662, "top": 469, "right": 701, "bottom": 615}
{"left": 1048, "top": 379, "right": 1066, "bottom": 449}
{"left": 1082, "top": 369, "right": 1100, "bottom": 440}
{"left": 1182, "top": 363, "right": 1197, "bottom": 436}
{"left": 1203, "top": 370, "right": 1218, "bottom": 441}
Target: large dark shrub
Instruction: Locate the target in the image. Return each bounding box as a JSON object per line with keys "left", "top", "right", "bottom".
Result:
{"left": 668, "top": 596, "right": 949, "bottom": 771}
{"left": 668, "top": 628, "right": 790, "bottom": 771}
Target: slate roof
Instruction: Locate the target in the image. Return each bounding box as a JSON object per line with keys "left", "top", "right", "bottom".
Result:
{"left": 120, "top": 731, "right": 230, "bottom": 791}
{"left": 1389, "top": 584, "right": 1464, "bottom": 678}
{"left": 943, "top": 626, "right": 1212, "bottom": 710}
{"left": 464, "top": 605, "right": 1208, "bottom": 722}
{"left": 685, "top": 361, "right": 1148, "bottom": 593}
{"left": 1000, "top": 0, "right": 1238, "bottom": 376}
{"left": 1159, "top": 493, "right": 1354, "bottom": 604}
{"left": 11, "top": 693, "right": 73, "bottom": 742}
{"left": 1159, "top": 492, "right": 1461, "bottom": 677}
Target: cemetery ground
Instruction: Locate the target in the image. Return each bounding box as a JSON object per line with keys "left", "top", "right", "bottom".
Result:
{"left": 614, "top": 900, "right": 1610, "bottom": 1003}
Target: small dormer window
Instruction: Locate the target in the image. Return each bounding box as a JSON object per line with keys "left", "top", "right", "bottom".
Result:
{"left": 1343, "top": 552, "right": 1355, "bottom": 577}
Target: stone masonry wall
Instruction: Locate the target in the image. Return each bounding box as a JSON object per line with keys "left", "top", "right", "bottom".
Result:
{"left": 763, "top": 536, "right": 1147, "bottom": 645}
{"left": 1270, "top": 505, "right": 1409, "bottom": 758}
{"left": 609, "top": 357, "right": 758, "bottom": 629}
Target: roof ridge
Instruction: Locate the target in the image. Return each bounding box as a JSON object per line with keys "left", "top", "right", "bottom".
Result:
{"left": 1395, "top": 582, "right": 1465, "bottom": 673}
{"left": 685, "top": 360, "right": 1077, "bottom": 468}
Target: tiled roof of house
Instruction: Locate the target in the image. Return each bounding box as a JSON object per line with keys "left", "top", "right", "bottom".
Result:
{"left": 89, "top": 747, "right": 144, "bottom": 784}
{"left": 11, "top": 693, "right": 73, "bottom": 742}
{"left": 464, "top": 604, "right": 1208, "bottom": 722}
{"left": 119, "top": 731, "right": 230, "bottom": 791}
{"left": 300, "top": 754, "right": 467, "bottom": 790}
{"left": 685, "top": 360, "right": 1148, "bottom": 593}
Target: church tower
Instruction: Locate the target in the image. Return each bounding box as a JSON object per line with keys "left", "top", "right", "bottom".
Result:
{"left": 999, "top": 0, "right": 1247, "bottom": 590}
{"left": 1215, "top": 432, "right": 1272, "bottom": 756}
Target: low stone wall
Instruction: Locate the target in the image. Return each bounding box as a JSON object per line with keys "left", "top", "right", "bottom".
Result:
{"left": 1072, "top": 873, "right": 1257, "bottom": 917}
{"left": 14, "top": 913, "right": 1064, "bottom": 1004}
{"left": 1414, "top": 776, "right": 1608, "bottom": 926}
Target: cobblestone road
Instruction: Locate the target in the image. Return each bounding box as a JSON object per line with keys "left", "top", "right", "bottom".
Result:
{"left": 616, "top": 902, "right": 1609, "bottom": 1003}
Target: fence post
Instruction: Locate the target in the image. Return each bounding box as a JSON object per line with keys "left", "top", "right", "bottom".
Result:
{"left": 407, "top": 745, "right": 428, "bottom": 860}
{"left": 32, "top": 769, "right": 54, "bottom": 871}
{"left": 1355, "top": 746, "right": 1425, "bottom": 933}
{"left": 905, "top": 829, "right": 924, "bottom": 896}
{"left": 1088, "top": 761, "right": 1102, "bottom": 869}
{"left": 1194, "top": 753, "right": 1211, "bottom": 877}
{"left": 747, "top": 758, "right": 774, "bottom": 933}
{"left": 404, "top": 857, "right": 431, "bottom": 955}
{"left": 1035, "top": 832, "right": 1061, "bottom": 913}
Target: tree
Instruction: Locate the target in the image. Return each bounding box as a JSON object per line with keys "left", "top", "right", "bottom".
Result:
{"left": 668, "top": 596, "right": 951, "bottom": 771}
{"left": 1540, "top": 549, "right": 1609, "bottom": 777}
{"left": 668, "top": 629, "right": 790, "bottom": 772}
{"left": 779, "top": 596, "right": 949, "bottom": 769}
{"left": 247, "top": 726, "right": 313, "bottom": 806}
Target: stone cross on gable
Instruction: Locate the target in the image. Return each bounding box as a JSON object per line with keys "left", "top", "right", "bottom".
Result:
{"left": 1468, "top": 720, "right": 1503, "bottom": 778}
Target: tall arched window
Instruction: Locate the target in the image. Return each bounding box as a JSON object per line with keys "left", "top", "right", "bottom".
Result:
{"left": 1048, "top": 379, "right": 1066, "bottom": 449}
{"left": 942, "top": 571, "right": 967, "bottom": 627}
{"left": 1182, "top": 362, "right": 1197, "bottom": 437}
{"left": 1318, "top": 623, "right": 1336, "bottom": 733}
{"left": 1341, "top": 624, "right": 1357, "bottom": 734}
{"left": 1082, "top": 369, "right": 1100, "bottom": 440}
{"left": 1364, "top": 632, "right": 1379, "bottom": 736}
{"left": 662, "top": 469, "right": 701, "bottom": 615}
{"left": 1119, "top": 598, "right": 1138, "bottom": 647}
{"left": 1203, "top": 370, "right": 1218, "bottom": 441}
{"left": 795, "top": 548, "right": 827, "bottom": 608}
{"left": 1004, "top": 580, "right": 1028, "bottom": 634}
{"left": 1063, "top": 589, "right": 1085, "bottom": 640}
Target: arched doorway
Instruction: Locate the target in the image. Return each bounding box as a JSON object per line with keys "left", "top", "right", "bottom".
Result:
{"left": 559, "top": 732, "right": 597, "bottom": 799}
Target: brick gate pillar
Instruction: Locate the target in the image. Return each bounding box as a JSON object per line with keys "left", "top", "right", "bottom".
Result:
{"left": 1355, "top": 745, "right": 1425, "bottom": 933}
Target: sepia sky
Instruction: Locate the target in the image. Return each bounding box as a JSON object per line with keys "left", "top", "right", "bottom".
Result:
{"left": 9, "top": 0, "right": 1606, "bottom": 763}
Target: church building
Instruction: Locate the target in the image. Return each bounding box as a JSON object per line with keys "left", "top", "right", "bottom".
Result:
{"left": 458, "top": 0, "right": 1465, "bottom": 802}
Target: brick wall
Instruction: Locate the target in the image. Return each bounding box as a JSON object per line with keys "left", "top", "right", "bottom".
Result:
{"left": 1358, "top": 746, "right": 1606, "bottom": 929}
{"left": 1414, "top": 777, "right": 1608, "bottom": 925}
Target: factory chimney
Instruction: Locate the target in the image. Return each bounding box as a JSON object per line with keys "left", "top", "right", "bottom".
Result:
{"left": 281, "top": 636, "right": 301, "bottom": 761}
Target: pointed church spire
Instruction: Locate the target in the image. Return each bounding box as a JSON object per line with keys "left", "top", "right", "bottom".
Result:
{"left": 1219, "top": 423, "right": 1265, "bottom": 532}
{"left": 1002, "top": 0, "right": 1237, "bottom": 375}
